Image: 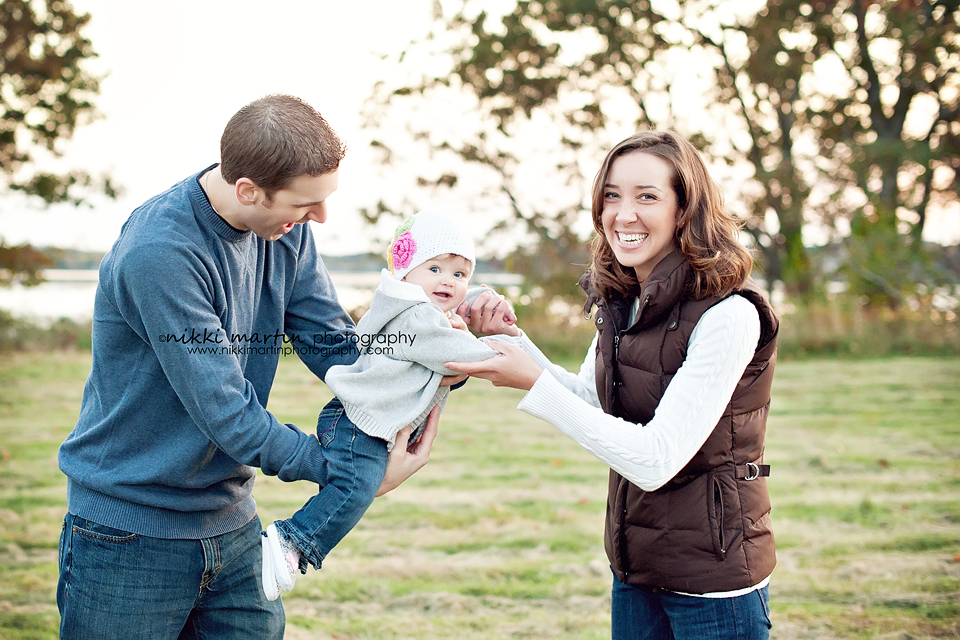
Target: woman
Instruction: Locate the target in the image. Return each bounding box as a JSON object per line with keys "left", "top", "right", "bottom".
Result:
{"left": 449, "top": 130, "right": 779, "bottom": 639}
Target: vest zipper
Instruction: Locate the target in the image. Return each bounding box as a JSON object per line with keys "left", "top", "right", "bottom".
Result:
{"left": 611, "top": 320, "right": 629, "bottom": 576}
{"left": 614, "top": 292, "right": 651, "bottom": 580}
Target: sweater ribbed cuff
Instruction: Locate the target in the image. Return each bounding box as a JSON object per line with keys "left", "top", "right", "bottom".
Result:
{"left": 517, "top": 333, "right": 559, "bottom": 374}
{"left": 517, "top": 370, "right": 587, "bottom": 435}
{"left": 300, "top": 435, "right": 329, "bottom": 485}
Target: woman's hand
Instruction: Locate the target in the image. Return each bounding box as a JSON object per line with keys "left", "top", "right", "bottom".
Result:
{"left": 457, "top": 289, "right": 521, "bottom": 337}
{"left": 446, "top": 341, "right": 543, "bottom": 391}
{"left": 376, "top": 404, "right": 439, "bottom": 497}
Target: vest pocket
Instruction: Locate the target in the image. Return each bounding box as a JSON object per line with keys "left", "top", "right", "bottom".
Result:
{"left": 707, "top": 473, "right": 727, "bottom": 561}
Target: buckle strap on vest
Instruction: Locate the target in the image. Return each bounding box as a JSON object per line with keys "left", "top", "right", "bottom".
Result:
{"left": 735, "top": 462, "right": 770, "bottom": 481}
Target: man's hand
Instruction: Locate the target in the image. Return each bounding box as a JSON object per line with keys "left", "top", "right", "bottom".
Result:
{"left": 439, "top": 372, "right": 470, "bottom": 386}
{"left": 376, "top": 404, "right": 439, "bottom": 497}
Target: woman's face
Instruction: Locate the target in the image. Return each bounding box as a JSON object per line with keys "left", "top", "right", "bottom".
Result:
{"left": 600, "top": 151, "right": 681, "bottom": 283}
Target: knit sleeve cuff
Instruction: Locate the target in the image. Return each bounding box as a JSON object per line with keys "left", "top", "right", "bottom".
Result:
{"left": 517, "top": 332, "right": 559, "bottom": 373}
{"left": 298, "top": 434, "right": 327, "bottom": 485}
{"left": 517, "top": 371, "right": 592, "bottom": 436}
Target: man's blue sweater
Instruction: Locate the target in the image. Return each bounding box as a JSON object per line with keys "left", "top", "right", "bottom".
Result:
{"left": 58, "top": 167, "right": 358, "bottom": 539}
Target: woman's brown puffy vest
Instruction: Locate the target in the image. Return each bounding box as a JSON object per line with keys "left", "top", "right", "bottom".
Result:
{"left": 581, "top": 251, "right": 779, "bottom": 593}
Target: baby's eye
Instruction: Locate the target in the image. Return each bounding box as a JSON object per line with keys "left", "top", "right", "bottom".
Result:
{"left": 454, "top": 271, "right": 465, "bottom": 278}
{"left": 430, "top": 266, "right": 440, "bottom": 273}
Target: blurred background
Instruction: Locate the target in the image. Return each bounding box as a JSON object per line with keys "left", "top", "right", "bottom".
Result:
{"left": 1, "top": 0, "right": 958, "bottom": 357}
{"left": 1, "top": 3, "right": 959, "bottom": 638}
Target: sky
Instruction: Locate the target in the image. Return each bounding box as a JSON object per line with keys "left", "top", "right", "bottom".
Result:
{"left": 0, "top": 0, "right": 440, "bottom": 255}
{"left": 0, "top": 0, "right": 957, "bottom": 257}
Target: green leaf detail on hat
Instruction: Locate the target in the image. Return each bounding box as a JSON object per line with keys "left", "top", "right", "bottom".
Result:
{"left": 394, "top": 215, "right": 415, "bottom": 239}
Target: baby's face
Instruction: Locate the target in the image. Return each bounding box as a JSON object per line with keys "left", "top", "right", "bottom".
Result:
{"left": 402, "top": 254, "right": 473, "bottom": 313}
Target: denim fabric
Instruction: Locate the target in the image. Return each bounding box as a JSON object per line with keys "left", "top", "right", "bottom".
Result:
{"left": 57, "top": 513, "right": 283, "bottom": 640}
{"left": 611, "top": 571, "right": 771, "bottom": 640}
{"left": 273, "top": 397, "right": 388, "bottom": 572}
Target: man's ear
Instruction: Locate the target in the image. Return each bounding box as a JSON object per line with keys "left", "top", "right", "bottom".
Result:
{"left": 235, "top": 178, "right": 261, "bottom": 206}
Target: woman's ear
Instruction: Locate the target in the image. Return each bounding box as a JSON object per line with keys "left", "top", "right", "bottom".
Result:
{"left": 234, "top": 178, "right": 260, "bottom": 206}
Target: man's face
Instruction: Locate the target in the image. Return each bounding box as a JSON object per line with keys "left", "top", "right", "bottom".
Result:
{"left": 401, "top": 254, "right": 473, "bottom": 313}
{"left": 240, "top": 171, "right": 339, "bottom": 241}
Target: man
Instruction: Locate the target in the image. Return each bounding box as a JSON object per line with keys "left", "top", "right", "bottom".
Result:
{"left": 57, "top": 94, "right": 439, "bottom": 639}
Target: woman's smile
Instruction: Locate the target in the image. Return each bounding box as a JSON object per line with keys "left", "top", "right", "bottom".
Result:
{"left": 601, "top": 151, "right": 680, "bottom": 282}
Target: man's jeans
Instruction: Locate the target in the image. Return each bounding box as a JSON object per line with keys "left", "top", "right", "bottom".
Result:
{"left": 58, "top": 513, "right": 283, "bottom": 640}
{"left": 611, "top": 571, "right": 771, "bottom": 640}
{"left": 274, "top": 397, "right": 388, "bottom": 572}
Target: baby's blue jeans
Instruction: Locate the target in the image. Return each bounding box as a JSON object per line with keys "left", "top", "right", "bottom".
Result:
{"left": 274, "top": 397, "right": 388, "bottom": 572}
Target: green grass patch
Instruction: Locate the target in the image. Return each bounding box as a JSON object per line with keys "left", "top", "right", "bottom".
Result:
{"left": 871, "top": 533, "right": 960, "bottom": 553}
{"left": 2, "top": 351, "right": 959, "bottom": 639}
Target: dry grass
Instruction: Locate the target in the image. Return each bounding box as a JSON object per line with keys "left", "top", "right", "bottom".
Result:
{"left": 1, "top": 351, "right": 958, "bottom": 638}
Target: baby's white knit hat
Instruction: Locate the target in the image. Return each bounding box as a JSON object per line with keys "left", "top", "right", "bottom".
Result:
{"left": 387, "top": 211, "right": 476, "bottom": 280}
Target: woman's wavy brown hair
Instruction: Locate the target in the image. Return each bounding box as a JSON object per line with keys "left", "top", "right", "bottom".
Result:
{"left": 589, "top": 130, "right": 752, "bottom": 301}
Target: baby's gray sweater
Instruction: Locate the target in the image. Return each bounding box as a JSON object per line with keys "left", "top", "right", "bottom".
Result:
{"left": 325, "top": 270, "right": 519, "bottom": 444}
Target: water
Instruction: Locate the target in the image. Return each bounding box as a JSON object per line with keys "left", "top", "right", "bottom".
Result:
{"left": 0, "top": 269, "right": 522, "bottom": 324}
{"left": 0, "top": 270, "right": 100, "bottom": 323}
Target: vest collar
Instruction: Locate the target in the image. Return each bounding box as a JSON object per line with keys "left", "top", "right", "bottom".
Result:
{"left": 632, "top": 251, "right": 689, "bottom": 330}
{"left": 581, "top": 251, "right": 691, "bottom": 332}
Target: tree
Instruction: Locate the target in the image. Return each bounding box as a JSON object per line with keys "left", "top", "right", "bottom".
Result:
{"left": 0, "top": 0, "right": 113, "bottom": 285}
{"left": 363, "top": 0, "right": 959, "bottom": 306}
{"left": 691, "top": 0, "right": 959, "bottom": 302}
{"left": 802, "top": 0, "right": 960, "bottom": 303}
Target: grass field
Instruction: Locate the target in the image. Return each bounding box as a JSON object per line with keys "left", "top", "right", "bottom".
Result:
{"left": 1, "top": 352, "right": 958, "bottom": 639}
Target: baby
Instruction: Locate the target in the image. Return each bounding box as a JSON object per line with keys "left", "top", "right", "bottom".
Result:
{"left": 261, "top": 211, "right": 519, "bottom": 600}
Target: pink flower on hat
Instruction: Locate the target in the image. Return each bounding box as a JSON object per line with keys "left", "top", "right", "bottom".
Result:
{"left": 391, "top": 232, "right": 416, "bottom": 271}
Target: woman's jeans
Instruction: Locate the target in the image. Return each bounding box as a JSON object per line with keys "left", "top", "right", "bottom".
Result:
{"left": 611, "top": 571, "right": 771, "bottom": 640}
{"left": 58, "top": 513, "right": 283, "bottom": 640}
{"left": 274, "top": 397, "right": 388, "bottom": 572}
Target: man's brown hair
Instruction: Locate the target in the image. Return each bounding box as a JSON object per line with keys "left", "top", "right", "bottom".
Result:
{"left": 220, "top": 94, "right": 346, "bottom": 198}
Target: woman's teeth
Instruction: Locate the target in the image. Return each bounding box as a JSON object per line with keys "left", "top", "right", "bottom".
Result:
{"left": 618, "top": 232, "right": 647, "bottom": 245}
